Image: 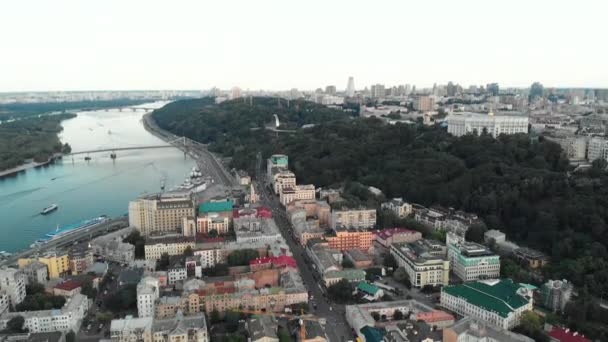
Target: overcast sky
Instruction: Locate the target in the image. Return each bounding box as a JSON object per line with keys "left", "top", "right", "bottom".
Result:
{"left": 1, "top": 0, "right": 606, "bottom": 92}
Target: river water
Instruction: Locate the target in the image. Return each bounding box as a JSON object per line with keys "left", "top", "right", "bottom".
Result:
{"left": 0, "top": 102, "right": 195, "bottom": 252}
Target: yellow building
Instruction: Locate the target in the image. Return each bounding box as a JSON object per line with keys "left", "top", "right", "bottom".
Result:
{"left": 391, "top": 239, "right": 450, "bottom": 288}
{"left": 144, "top": 236, "right": 195, "bottom": 261}
{"left": 128, "top": 193, "right": 195, "bottom": 236}
{"left": 19, "top": 250, "right": 70, "bottom": 279}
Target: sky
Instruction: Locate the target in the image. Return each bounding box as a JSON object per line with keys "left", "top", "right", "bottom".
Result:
{"left": 1, "top": 0, "right": 607, "bottom": 92}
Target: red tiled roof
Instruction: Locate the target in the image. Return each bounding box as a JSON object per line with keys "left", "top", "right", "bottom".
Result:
{"left": 415, "top": 310, "right": 454, "bottom": 323}
{"left": 375, "top": 227, "right": 418, "bottom": 240}
{"left": 250, "top": 255, "right": 296, "bottom": 268}
{"left": 256, "top": 207, "right": 272, "bottom": 218}
{"left": 549, "top": 327, "right": 591, "bottom": 342}
{"left": 54, "top": 279, "right": 83, "bottom": 291}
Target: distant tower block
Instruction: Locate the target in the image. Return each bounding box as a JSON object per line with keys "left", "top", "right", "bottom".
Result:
{"left": 346, "top": 76, "right": 355, "bottom": 97}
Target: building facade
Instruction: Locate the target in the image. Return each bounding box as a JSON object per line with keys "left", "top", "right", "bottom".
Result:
{"left": 0, "top": 268, "right": 27, "bottom": 308}
{"left": 329, "top": 208, "right": 376, "bottom": 229}
{"left": 144, "top": 236, "right": 195, "bottom": 261}
{"left": 447, "top": 112, "right": 529, "bottom": 138}
{"left": 447, "top": 233, "right": 500, "bottom": 282}
{"left": 279, "top": 184, "right": 316, "bottom": 206}
{"left": 390, "top": 239, "right": 449, "bottom": 287}
{"left": 128, "top": 193, "right": 195, "bottom": 236}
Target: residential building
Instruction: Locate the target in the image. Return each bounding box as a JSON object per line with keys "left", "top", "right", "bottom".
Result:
{"left": 279, "top": 184, "right": 316, "bottom": 206}
{"left": 286, "top": 200, "right": 330, "bottom": 227}
{"left": 19, "top": 250, "right": 69, "bottom": 279}
{"left": 443, "top": 317, "right": 535, "bottom": 342}
{"left": 415, "top": 310, "right": 456, "bottom": 328}
{"left": 291, "top": 214, "right": 325, "bottom": 246}
{"left": 267, "top": 154, "right": 289, "bottom": 181}
{"left": 323, "top": 269, "right": 366, "bottom": 286}
{"left": 440, "top": 279, "right": 533, "bottom": 330}
{"left": 414, "top": 95, "right": 435, "bottom": 112}
{"left": 447, "top": 112, "right": 529, "bottom": 138}
{"left": 22, "top": 261, "right": 48, "bottom": 285}
{"left": 547, "top": 326, "right": 591, "bottom": 342}
{"left": 484, "top": 229, "right": 506, "bottom": 244}
{"left": 137, "top": 277, "right": 160, "bottom": 318}
{"left": 0, "top": 268, "right": 27, "bottom": 308}
{"left": 325, "top": 227, "right": 373, "bottom": 251}
{"left": 68, "top": 245, "right": 94, "bottom": 276}
{"left": 167, "top": 261, "right": 187, "bottom": 285}
{"left": 144, "top": 236, "right": 195, "bottom": 261}
{"left": 414, "top": 206, "right": 480, "bottom": 235}
{"left": 128, "top": 193, "right": 195, "bottom": 236}
{"left": 110, "top": 315, "right": 153, "bottom": 342}
{"left": 374, "top": 228, "right": 422, "bottom": 249}
{"left": 587, "top": 137, "right": 608, "bottom": 161}
{"left": 344, "top": 249, "right": 372, "bottom": 269}
{"left": 152, "top": 311, "right": 208, "bottom": 342}
{"left": 540, "top": 279, "right": 573, "bottom": 312}
{"left": 199, "top": 287, "right": 307, "bottom": 314}
{"left": 370, "top": 84, "right": 385, "bottom": 99}
{"left": 0, "top": 294, "right": 89, "bottom": 333}
{"left": 233, "top": 216, "right": 282, "bottom": 245}
{"left": 513, "top": 247, "right": 549, "bottom": 269}
{"left": 272, "top": 170, "right": 296, "bottom": 194}
{"left": 381, "top": 198, "right": 413, "bottom": 218}
{"left": 52, "top": 279, "right": 82, "bottom": 298}
{"left": 91, "top": 228, "right": 135, "bottom": 265}
{"left": 247, "top": 315, "right": 279, "bottom": 342}
{"left": 196, "top": 214, "right": 230, "bottom": 235}
{"left": 306, "top": 242, "right": 342, "bottom": 275}
{"left": 0, "top": 293, "right": 8, "bottom": 316}
{"left": 447, "top": 233, "right": 500, "bottom": 282}
{"left": 390, "top": 239, "right": 449, "bottom": 287}
{"left": 198, "top": 199, "right": 233, "bottom": 220}
{"left": 355, "top": 282, "right": 384, "bottom": 301}
{"left": 329, "top": 208, "right": 376, "bottom": 229}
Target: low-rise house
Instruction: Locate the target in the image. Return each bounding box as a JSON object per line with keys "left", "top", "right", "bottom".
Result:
{"left": 323, "top": 269, "right": 366, "bottom": 287}
{"left": 513, "top": 247, "right": 549, "bottom": 269}
{"left": 168, "top": 261, "right": 187, "bottom": 285}
{"left": 355, "top": 282, "right": 384, "bottom": 301}
{"left": 547, "top": 326, "right": 591, "bottom": 342}
{"left": 52, "top": 279, "right": 82, "bottom": 297}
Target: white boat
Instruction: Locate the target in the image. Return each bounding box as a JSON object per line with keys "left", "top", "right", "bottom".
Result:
{"left": 41, "top": 204, "right": 58, "bottom": 215}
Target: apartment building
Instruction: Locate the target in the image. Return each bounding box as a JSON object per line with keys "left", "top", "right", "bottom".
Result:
{"left": 110, "top": 312, "right": 209, "bottom": 342}
{"left": 0, "top": 294, "right": 89, "bottom": 333}
{"left": 325, "top": 227, "right": 373, "bottom": 251}
{"left": 128, "top": 193, "right": 195, "bottom": 236}
{"left": 0, "top": 294, "right": 7, "bottom": 316}
{"left": 0, "top": 268, "right": 27, "bottom": 308}
{"left": 440, "top": 279, "right": 533, "bottom": 330}
{"left": 414, "top": 95, "right": 435, "bottom": 112}
{"left": 329, "top": 208, "right": 376, "bottom": 230}
{"left": 196, "top": 214, "right": 230, "bottom": 235}
{"left": 587, "top": 137, "right": 608, "bottom": 161}
{"left": 68, "top": 245, "right": 94, "bottom": 276}
{"left": 447, "top": 233, "right": 500, "bottom": 282}
{"left": 137, "top": 277, "right": 160, "bottom": 318}
{"left": 19, "top": 250, "right": 70, "bottom": 279}
{"left": 279, "top": 184, "right": 316, "bottom": 206}
{"left": 374, "top": 228, "right": 422, "bottom": 249}
{"left": 144, "top": 236, "right": 195, "bottom": 261}
{"left": 287, "top": 200, "right": 330, "bottom": 227}
{"left": 91, "top": 228, "right": 135, "bottom": 265}
{"left": 447, "top": 112, "right": 529, "bottom": 138}
{"left": 539, "top": 279, "right": 573, "bottom": 312}
{"left": 390, "top": 239, "right": 450, "bottom": 287}
{"left": 381, "top": 198, "right": 413, "bottom": 218}
{"left": 267, "top": 154, "right": 289, "bottom": 181}
{"left": 22, "top": 261, "right": 48, "bottom": 285}
{"left": 273, "top": 170, "right": 297, "bottom": 194}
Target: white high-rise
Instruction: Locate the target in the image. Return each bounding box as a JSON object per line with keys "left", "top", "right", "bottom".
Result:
{"left": 346, "top": 77, "right": 355, "bottom": 97}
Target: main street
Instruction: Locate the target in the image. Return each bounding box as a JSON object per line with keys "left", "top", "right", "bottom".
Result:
{"left": 255, "top": 179, "right": 353, "bottom": 342}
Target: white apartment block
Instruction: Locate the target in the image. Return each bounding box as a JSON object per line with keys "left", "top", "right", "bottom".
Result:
{"left": 144, "top": 237, "right": 195, "bottom": 261}
{"left": 273, "top": 171, "right": 296, "bottom": 194}
{"left": 0, "top": 293, "right": 89, "bottom": 333}
{"left": 279, "top": 184, "right": 316, "bottom": 206}
{"left": 0, "top": 268, "right": 27, "bottom": 308}
{"left": 330, "top": 208, "right": 377, "bottom": 229}
{"left": 168, "top": 266, "right": 187, "bottom": 285}
{"left": 447, "top": 113, "right": 529, "bottom": 138}
{"left": 137, "top": 277, "right": 160, "bottom": 318}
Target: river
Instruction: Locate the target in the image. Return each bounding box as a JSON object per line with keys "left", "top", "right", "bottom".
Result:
{"left": 0, "top": 102, "right": 195, "bottom": 252}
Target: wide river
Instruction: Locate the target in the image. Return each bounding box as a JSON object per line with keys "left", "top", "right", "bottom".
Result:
{"left": 0, "top": 102, "right": 195, "bottom": 252}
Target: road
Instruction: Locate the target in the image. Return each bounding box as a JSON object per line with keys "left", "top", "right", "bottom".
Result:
{"left": 0, "top": 217, "right": 128, "bottom": 267}
{"left": 255, "top": 179, "right": 353, "bottom": 342}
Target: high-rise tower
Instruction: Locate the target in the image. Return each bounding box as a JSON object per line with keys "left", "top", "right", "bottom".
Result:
{"left": 346, "top": 77, "right": 355, "bottom": 97}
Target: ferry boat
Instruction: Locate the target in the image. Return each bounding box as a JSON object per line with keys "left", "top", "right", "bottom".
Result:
{"left": 41, "top": 204, "right": 58, "bottom": 215}
{"left": 30, "top": 215, "right": 108, "bottom": 247}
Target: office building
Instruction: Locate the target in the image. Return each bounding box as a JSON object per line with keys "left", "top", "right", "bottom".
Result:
{"left": 447, "top": 233, "right": 500, "bottom": 282}
{"left": 325, "top": 227, "right": 373, "bottom": 251}
{"left": 325, "top": 85, "right": 336, "bottom": 95}
{"left": 390, "top": 239, "right": 449, "bottom": 287}
{"left": 129, "top": 193, "right": 195, "bottom": 236}
{"left": 440, "top": 279, "right": 533, "bottom": 330}
{"left": 447, "top": 112, "right": 529, "bottom": 138}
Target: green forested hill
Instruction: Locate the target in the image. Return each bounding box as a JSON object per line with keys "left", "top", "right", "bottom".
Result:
{"left": 0, "top": 114, "right": 74, "bottom": 171}
{"left": 152, "top": 98, "right": 608, "bottom": 306}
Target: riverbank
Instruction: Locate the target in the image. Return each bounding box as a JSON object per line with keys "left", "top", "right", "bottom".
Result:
{"left": 0, "top": 153, "right": 63, "bottom": 178}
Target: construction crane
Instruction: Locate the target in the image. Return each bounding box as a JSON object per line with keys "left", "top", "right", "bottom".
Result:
{"left": 236, "top": 309, "right": 326, "bottom": 341}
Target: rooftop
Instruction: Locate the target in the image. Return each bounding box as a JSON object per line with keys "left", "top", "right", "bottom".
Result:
{"left": 442, "top": 279, "right": 530, "bottom": 318}
{"left": 449, "top": 317, "right": 534, "bottom": 342}
{"left": 392, "top": 239, "right": 446, "bottom": 263}
{"left": 375, "top": 227, "right": 419, "bottom": 241}
{"left": 356, "top": 282, "right": 380, "bottom": 296}
{"left": 548, "top": 326, "right": 591, "bottom": 342}
{"left": 54, "top": 279, "right": 82, "bottom": 291}
{"left": 199, "top": 199, "right": 233, "bottom": 213}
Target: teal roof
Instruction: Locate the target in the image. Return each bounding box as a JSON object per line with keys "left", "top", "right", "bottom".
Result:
{"left": 360, "top": 326, "right": 384, "bottom": 342}
{"left": 199, "top": 200, "right": 233, "bottom": 213}
{"left": 357, "top": 282, "right": 380, "bottom": 295}
{"left": 442, "top": 279, "right": 529, "bottom": 318}
{"left": 519, "top": 283, "right": 538, "bottom": 290}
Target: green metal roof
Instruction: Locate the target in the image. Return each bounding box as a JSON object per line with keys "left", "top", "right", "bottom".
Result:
{"left": 199, "top": 200, "right": 233, "bottom": 213}
{"left": 360, "top": 326, "right": 384, "bottom": 342}
{"left": 442, "top": 279, "right": 529, "bottom": 318}
{"left": 357, "top": 282, "right": 380, "bottom": 295}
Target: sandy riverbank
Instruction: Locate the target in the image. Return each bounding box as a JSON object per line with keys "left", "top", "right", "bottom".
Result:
{"left": 0, "top": 154, "right": 62, "bottom": 178}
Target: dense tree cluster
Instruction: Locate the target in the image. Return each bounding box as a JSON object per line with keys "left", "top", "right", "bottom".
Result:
{"left": 0, "top": 114, "right": 75, "bottom": 171}
{"left": 152, "top": 98, "right": 608, "bottom": 303}
{"left": 15, "top": 283, "right": 66, "bottom": 311}
{"left": 0, "top": 99, "right": 150, "bottom": 120}
{"left": 123, "top": 230, "right": 145, "bottom": 259}
{"left": 227, "top": 249, "right": 259, "bottom": 267}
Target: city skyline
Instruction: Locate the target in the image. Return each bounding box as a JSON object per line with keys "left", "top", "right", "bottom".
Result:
{"left": 1, "top": 0, "right": 607, "bottom": 92}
